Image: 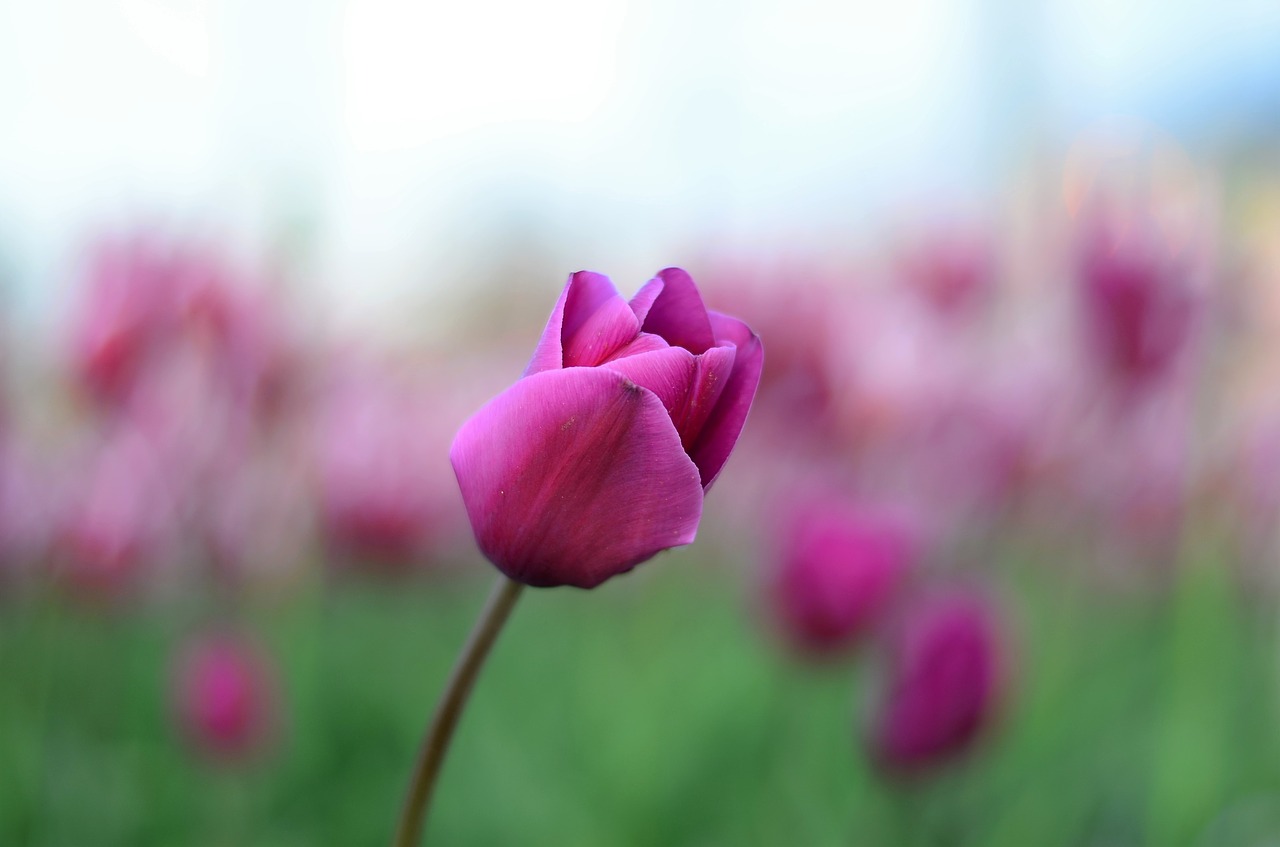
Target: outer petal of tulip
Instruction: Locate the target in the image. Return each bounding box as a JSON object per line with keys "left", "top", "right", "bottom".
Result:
{"left": 691, "top": 312, "right": 764, "bottom": 489}
{"left": 450, "top": 367, "right": 703, "bottom": 588}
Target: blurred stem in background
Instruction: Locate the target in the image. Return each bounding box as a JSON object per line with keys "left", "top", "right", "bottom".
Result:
{"left": 392, "top": 577, "right": 523, "bottom": 847}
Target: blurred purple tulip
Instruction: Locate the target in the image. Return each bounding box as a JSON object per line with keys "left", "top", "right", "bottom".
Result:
{"left": 867, "top": 588, "right": 1005, "bottom": 775}
{"left": 315, "top": 363, "right": 456, "bottom": 566}
{"left": 451, "top": 268, "right": 763, "bottom": 589}
{"left": 68, "top": 235, "right": 178, "bottom": 406}
{"left": 769, "top": 498, "right": 918, "bottom": 657}
{"left": 172, "top": 632, "right": 278, "bottom": 763}
{"left": 1077, "top": 214, "right": 1197, "bottom": 390}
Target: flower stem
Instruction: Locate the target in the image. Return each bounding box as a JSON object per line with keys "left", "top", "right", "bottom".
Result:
{"left": 392, "top": 576, "right": 524, "bottom": 847}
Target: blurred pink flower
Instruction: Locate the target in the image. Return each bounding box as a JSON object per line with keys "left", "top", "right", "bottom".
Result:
{"left": 68, "top": 231, "right": 299, "bottom": 425}
{"left": 1076, "top": 213, "right": 1198, "bottom": 391}
{"left": 54, "top": 427, "right": 176, "bottom": 602}
{"left": 867, "top": 588, "right": 1005, "bottom": 775}
{"left": 898, "top": 224, "right": 996, "bottom": 317}
{"left": 172, "top": 631, "right": 279, "bottom": 763}
{"left": 314, "top": 362, "right": 456, "bottom": 566}
{"left": 68, "top": 235, "right": 179, "bottom": 406}
{"left": 768, "top": 497, "right": 919, "bottom": 657}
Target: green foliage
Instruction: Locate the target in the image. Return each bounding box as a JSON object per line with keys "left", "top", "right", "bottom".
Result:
{"left": 2, "top": 553, "right": 1278, "bottom": 846}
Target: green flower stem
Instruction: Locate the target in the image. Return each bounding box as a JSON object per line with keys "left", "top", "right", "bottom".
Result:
{"left": 392, "top": 576, "right": 524, "bottom": 847}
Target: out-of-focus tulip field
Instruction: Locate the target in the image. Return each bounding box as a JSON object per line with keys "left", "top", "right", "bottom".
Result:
{"left": 5, "top": 1, "right": 1280, "bottom": 845}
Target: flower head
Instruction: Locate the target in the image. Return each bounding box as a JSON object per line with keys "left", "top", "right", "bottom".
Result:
{"left": 172, "top": 632, "right": 279, "bottom": 763}
{"left": 866, "top": 588, "right": 1005, "bottom": 774}
{"left": 451, "top": 269, "right": 762, "bottom": 588}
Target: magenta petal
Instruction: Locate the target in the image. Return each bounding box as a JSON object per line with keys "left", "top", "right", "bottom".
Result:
{"left": 641, "top": 268, "right": 716, "bottom": 354}
{"left": 690, "top": 312, "right": 764, "bottom": 489}
{"left": 562, "top": 292, "right": 641, "bottom": 368}
{"left": 603, "top": 331, "right": 670, "bottom": 362}
{"left": 450, "top": 367, "right": 703, "bottom": 588}
{"left": 672, "top": 344, "right": 735, "bottom": 451}
{"left": 628, "top": 276, "right": 665, "bottom": 324}
{"left": 526, "top": 271, "right": 620, "bottom": 375}
{"left": 602, "top": 346, "right": 696, "bottom": 415}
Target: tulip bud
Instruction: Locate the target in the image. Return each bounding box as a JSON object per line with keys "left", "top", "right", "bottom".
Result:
{"left": 867, "top": 588, "right": 1005, "bottom": 774}
{"left": 172, "top": 632, "right": 278, "bottom": 764}
{"left": 1077, "top": 214, "right": 1196, "bottom": 390}
{"left": 769, "top": 499, "right": 917, "bottom": 657}
{"left": 451, "top": 269, "right": 763, "bottom": 589}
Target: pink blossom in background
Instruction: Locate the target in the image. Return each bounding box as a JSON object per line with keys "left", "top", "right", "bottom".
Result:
{"left": 175, "top": 264, "right": 299, "bottom": 420}
{"left": 54, "top": 426, "right": 177, "bottom": 603}
{"left": 314, "top": 362, "right": 458, "bottom": 567}
{"left": 897, "top": 223, "right": 996, "bottom": 318}
{"left": 866, "top": 588, "right": 1005, "bottom": 775}
{"left": 700, "top": 258, "right": 847, "bottom": 428}
{"left": 68, "top": 235, "right": 180, "bottom": 406}
{"left": 172, "top": 631, "right": 279, "bottom": 764}
{"left": 68, "top": 231, "right": 300, "bottom": 426}
{"left": 768, "top": 496, "right": 920, "bottom": 658}
{"left": 451, "top": 268, "right": 763, "bottom": 589}
{"left": 1076, "top": 212, "right": 1199, "bottom": 393}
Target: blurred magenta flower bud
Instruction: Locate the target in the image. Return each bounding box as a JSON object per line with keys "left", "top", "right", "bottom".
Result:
{"left": 316, "top": 364, "right": 450, "bottom": 565}
{"left": 769, "top": 499, "right": 918, "bottom": 657}
{"left": 68, "top": 235, "right": 176, "bottom": 405}
{"left": 867, "top": 588, "right": 1005, "bottom": 774}
{"left": 451, "top": 268, "right": 763, "bottom": 589}
{"left": 1077, "top": 214, "right": 1197, "bottom": 389}
{"left": 172, "top": 632, "right": 279, "bottom": 763}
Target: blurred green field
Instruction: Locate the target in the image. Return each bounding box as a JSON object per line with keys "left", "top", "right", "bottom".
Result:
{"left": 3, "top": 546, "right": 1280, "bottom": 846}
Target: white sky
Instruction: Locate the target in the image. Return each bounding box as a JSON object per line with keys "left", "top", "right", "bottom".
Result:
{"left": 0, "top": 0, "right": 1276, "bottom": 329}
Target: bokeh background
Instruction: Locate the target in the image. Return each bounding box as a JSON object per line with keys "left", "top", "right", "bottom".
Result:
{"left": 4, "top": 1, "right": 1280, "bottom": 844}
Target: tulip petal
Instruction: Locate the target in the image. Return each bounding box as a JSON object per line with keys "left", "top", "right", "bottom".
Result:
{"left": 690, "top": 312, "right": 764, "bottom": 489}
{"left": 526, "top": 271, "right": 620, "bottom": 375}
{"left": 673, "top": 344, "right": 736, "bottom": 452}
{"left": 563, "top": 293, "right": 641, "bottom": 368}
{"left": 602, "top": 346, "right": 696, "bottom": 415}
{"left": 628, "top": 276, "right": 664, "bottom": 324}
{"left": 604, "top": 331, "right": 670, "bottom": 363}
{"left": 450, "top": 367, "right": 703, "bottom": 588}
{"left": 641, "top": 268, "right": 716, "bottom": 354}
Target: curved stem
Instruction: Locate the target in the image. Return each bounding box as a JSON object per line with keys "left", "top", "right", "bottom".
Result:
{"left": 392, "top": 576, "right": 524, "bottom": 847}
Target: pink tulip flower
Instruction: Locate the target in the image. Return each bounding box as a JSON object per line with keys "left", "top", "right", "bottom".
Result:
{"left": 451, "top": 268, "right": 763, "bottom": 589}
{"left": 316, "top": 365, "right": 451, "bottom": 565}
{"left": 769, "top": 498, "right": 918, "bottom": 657}
{"left": 68, "top": 235, "right": 177, "bottom": 406}
{"left": 867, "top": 588, "right": 1005, "bottom": 774}
{"left": 172, "top": 632, "right": 278, "bottom": 763}
{"left": 1076, "top": 215, "right": 1197, "bottom": 391}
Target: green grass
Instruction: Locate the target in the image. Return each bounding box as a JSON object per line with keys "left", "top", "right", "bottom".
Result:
{"left": 2, "top": 547, "right": 1278, "bottom": 846}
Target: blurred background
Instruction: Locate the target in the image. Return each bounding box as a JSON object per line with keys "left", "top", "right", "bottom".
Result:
{"left": 3, "top": 0, "right": 1280, "bottom": 844}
